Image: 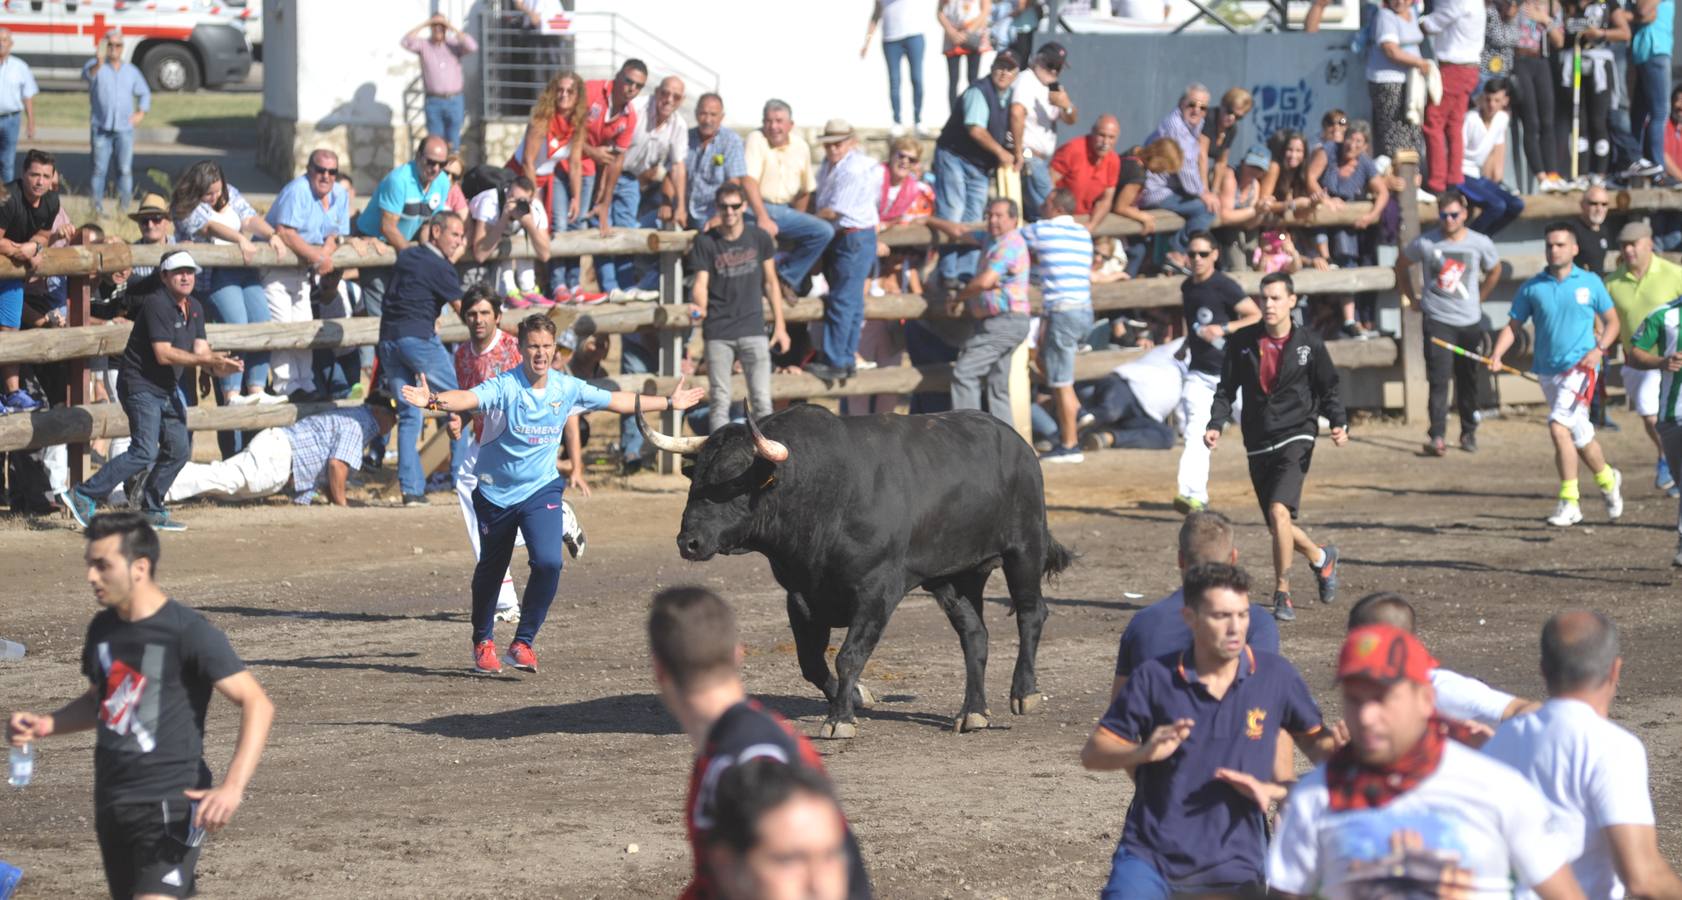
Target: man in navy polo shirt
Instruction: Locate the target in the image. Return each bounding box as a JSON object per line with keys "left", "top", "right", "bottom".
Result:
{"left": 1081, "top": 563, "right": 1337, "bottom": 900}
{"left": 1111, "top": 511, "right": 1279, "bottom": 701}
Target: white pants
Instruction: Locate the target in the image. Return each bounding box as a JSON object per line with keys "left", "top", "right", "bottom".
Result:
{"left": 262, "top": 267, "right": 317, "bottom": 395}
{"left": 455, "top": 436, "right": 521, "bottom": 611}
{"left": 1542, "top": 368, "right": 1596, "bottom": 448}
{"left": 166, "top": 428, "right": 292, "bottom": 502}
{"left": 1622, "top": 364, "right": 1663, "bottom": 418}
{"left": 1175, "top": 369, "right": 1221, "bottom": 503}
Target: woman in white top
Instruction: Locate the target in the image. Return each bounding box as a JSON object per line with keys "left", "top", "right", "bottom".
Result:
{"left": 864, "top": 0, "right": 927, "bottom": 137}
{"left": 1368, "top": 0, "right": 1432, "bottom": 161}
{"left": 937, "top": 0, "right": 992, "bottom": 110}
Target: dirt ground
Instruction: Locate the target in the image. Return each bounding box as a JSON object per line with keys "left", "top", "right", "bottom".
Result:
{"left": 3, "top": 410, "right": 1680, "bottom": 899}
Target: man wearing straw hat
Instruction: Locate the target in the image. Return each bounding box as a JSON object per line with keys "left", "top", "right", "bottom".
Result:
{"left": 805, "top": 119, "right": 879, "bottom": 382}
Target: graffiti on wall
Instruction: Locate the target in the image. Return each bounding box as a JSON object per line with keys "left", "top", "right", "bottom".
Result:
{"left": 1249, "top": 78, "right": 1316, "bottom": 139}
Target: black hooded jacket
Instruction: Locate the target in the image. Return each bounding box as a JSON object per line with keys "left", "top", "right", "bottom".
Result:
{"left": 1207, "top": 323, "right": 1347, "bottom": 452}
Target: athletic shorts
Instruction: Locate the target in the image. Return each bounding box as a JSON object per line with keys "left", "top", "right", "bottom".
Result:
{"left": 1541, "top": 367, "right": 1595, "bottom": 445}
{"left": 1247, "top": 437, "right": 1315, "bottom": 519}
{"left": 1622, "top": 364, "right": 1663, "bottom": 418}
{"left": 96, "top": 800, "right": 204, "bottom": 899}
{"left": 1040, "top": 305, "right": 1095, "bottom": 388}
{"left": 0, "top": 278, "right": 22, "bottom": 329}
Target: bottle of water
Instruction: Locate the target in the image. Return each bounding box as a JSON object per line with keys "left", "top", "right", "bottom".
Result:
{"left": 8, "top": 743, "right": 32, "bottom": 788}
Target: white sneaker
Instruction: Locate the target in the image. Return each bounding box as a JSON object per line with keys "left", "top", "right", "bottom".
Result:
{"left": 1601, "top": 468, "right": 1624, "bottom": 521}
{"left": 561, "top": 500, "right": 586, "bottom": 559}
{"left": 608, "top": 289, "right": 634, "bottom": 302}
{"left": 1547, "top": 500, "right": 1584, "bottom": 527}
{"left": 225, "top": 392, "right": 260, "bottom": 407}
{"left": 630, "top": 288, "right": 661, "bottom": 302}
{"left": 254, "top": 392, "right": 288, "bottom": 406}
{"left": 889, "top": 123, "right": 907, "bottom": 138}
{"left": 493, "top": 606, "right": 521, "bottom": 623}
{"left": 805, "top": 274, "right": 829, "bottom": 299}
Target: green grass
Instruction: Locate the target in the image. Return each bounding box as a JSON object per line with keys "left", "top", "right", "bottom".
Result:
{"left": 31, "top": 90, "right": 260, "bottom": 130}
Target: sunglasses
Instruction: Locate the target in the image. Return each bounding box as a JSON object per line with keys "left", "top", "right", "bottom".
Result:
{"left": 136, "top": 215, "right": 166, "bottom": 225}
{"left": 656, "top": 89, "right": 682, "bottom": 101}
{"left": 421, "top": 158, "right": 446, "bottom": 169}
{"left": 309, "top": 164, "right": 339, "bottom": 177}
{"left": 719, "top": 202, "right": 744, "bottom": 212}
{"left": 1188, "top": 249, "right": 1215, "bottom": 258}
{"left": 1584, "top": 201, "right": 1608, "bottom": 208}
{"left": 1330, "top": 118, "right": 1348, "bottom": 127}
{"left": 893, "top": 152, "right": 920, "bottom": 163}
{"left": 1184, "top": 102, "right": 1208, "bottom": 111}
{"left": 620, "top": 78, "right": 646, "bottom": 91}
{"left": 1439, "top": 209, "right": 1465, "bottom": 219}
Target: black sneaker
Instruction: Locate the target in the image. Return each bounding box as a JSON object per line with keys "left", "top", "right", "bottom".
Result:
{"left": 802, "top": 361, "right": 849, "bottom": 381}
{"left": 402, "top": 494, "right": 430, "bottom": 507}
{"left": 1273, "top": 590, "right": 1296, "bottom": 622}
{"left": 1314, "top": 545, "right": 1340, "bottom": 604}
{"left": 1339, "top": 321, "right": 1370, "bottom": 340}
{"left": 1460, "top": 431, "right": 1478, "bottom": 453}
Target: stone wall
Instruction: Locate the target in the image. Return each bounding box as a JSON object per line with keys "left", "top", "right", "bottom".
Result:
{"left": 258, "top": 113, "right": 419, "bottom": 192}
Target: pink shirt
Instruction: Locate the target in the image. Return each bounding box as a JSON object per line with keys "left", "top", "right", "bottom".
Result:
{"left": 400, "top": 32, "right": 477, "bottom": 97}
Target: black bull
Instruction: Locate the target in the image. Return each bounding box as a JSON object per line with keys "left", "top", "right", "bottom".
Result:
{"left": 638, "top": 402, "right": 1074, "bottom": 738}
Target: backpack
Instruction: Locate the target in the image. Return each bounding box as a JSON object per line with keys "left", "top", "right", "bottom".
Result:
{"left": 462, "top": 164, "right": 518, "bottom": 208}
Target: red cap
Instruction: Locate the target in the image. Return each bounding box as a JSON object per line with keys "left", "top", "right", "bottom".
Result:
{"left": 1336, "top": 625, "right": 1438, "bottom": 685}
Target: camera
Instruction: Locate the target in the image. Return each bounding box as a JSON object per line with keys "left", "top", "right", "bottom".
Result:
{"left": 512, "top": 199, "right": 531, "bottom": 217}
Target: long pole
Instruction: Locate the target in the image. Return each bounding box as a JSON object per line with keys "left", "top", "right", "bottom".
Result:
{"left": 1571, "top": 37, "right": 1583, "bottom": 180}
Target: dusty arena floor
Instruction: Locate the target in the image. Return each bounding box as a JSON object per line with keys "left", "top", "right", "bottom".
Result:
{"left": 4, "top": 411, "right": 1681, "bottom": 898}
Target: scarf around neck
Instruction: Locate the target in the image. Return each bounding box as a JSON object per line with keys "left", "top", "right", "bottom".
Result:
{"left": 1325, "top": 716, "right": 1449, "bottom": 812}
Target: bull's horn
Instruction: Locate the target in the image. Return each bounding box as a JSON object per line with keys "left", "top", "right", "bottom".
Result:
{"left": 745, "top": 415, "right": 789, "bottom": 462}
{"left": 635, "top": 394, "right": 707, "bottom": 454}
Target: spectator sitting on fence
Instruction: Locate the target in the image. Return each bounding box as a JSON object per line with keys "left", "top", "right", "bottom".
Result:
{"left": 1303, "top": 108, "right": 1349, "bottom": 202}
{"left": 685, "top": 92, "right": 747, "bottom": 233}
{"left": 60, "top": 251, "right": 243, "bottom": 533}
{"left": 401, "top": 13, "right": 477, "bottom": 151}
{"left": 1257, "top": 129, "right": 1328, "bottom": 272}
{"left": 689, "top": 182, "right": 791, "bottom": 435}
{"left": 1092, "top": 235, "right": 1130, "bottom": 284}
{"left": 1199, "top": 88, "right": 1252, "bottom": 189}
{"left": 932, "top": 50, "right": 1019, "bottom": 290}
{"left": 1050, "top": 114, "right": 1121, "bottom": 235}
{"left": 465, "top": 168, "right": 552, "bottom": 310}
{"left": 165, "top": 392, "right": 399, "bottom": 507}
{"left": 171, "top": 160, "right": 287, "bottom": 414}
{"left": 1111, "top": 138, "right": 1181, "bottom": 277}
{"left": 622, "top": 75, "right": 688, "bottom": 297}
{"left": 1141, "top": 83, "right": 1220, "bottom": 275}
{"left": 265, "top": 149, "right": 352, "bottom": 402}
{"left": 353, "top": 135, "right": 453, "bottom": 318}
{"left": 1213, "top": 144, "right": 1268, "bottom": 271}
{"left": 509, "top": 71, "right": 586, "bottom": 297}
{"left": 1459, "top": 77, "right": 1526, "bottom": 236}
{"left": 126, "top": 192, "right": 175, "bottom": 282}
{"left": 379, "top": 211, "right": 470, "bottom": 507}
{"left": 804, "top": 119, "right": 881, "bottom": 382}
{"left": 743, "top": 98, "right": 833, "bottom": 301}
{"left": 0, "top": 147, "right": 57, "bottom": 413}
{"left": 1314, "top": 120, "right": 1389, "bottom": 339}
{"left": 872, "top": 135, "right": 935, "bottom": 297}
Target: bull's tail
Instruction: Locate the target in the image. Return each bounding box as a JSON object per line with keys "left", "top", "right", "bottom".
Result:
{"left": 1041, "top": 530, "right": 1075, "bottom": 581}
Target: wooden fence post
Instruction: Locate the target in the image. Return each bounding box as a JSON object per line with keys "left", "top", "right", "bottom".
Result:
{"left": 66, "top": 274, "right": 91, "bottom": 486}
{"left": 656, "top": 249, "right": 685, "bottom": 476}
{"left": 1395, "top": 150, "right": 1428, "bottom": 425}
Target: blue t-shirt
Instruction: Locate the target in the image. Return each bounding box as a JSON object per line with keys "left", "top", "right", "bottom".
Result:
{"left": 1633, "top": 0, "right": 1674, "bottom": 62}
{"left": 1098, "top": 647, "right": 1323, "bottom": 890}
{"left": 1508, "top": 265, "right": 1613, "bottom": 375}
{"left": 265, "top": 174, "right": 350, "bottom": 246}
{"left": 1113, "top": 589, "right": 1281, "bottom": 678}
{"left": 379, "top": 244, "right": 463, "bottom": 341}
{"left": 355, "top": 161, "right": 451, "bottom": 241}
{"left": 470, "top": 368, "right": 613, "bottom": 509}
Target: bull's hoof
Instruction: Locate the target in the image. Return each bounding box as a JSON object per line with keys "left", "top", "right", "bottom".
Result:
{"left": 1010, "top": 692, "right": 1046, "bottom": 715}
{"left": 818, "top": 721, "right": 858, "bottom": 740}
{"left": 853, "top": 684, "right": 877, "bottom": 709}
{"left": 953, "top": 712, "right": 990, "bottom": 733}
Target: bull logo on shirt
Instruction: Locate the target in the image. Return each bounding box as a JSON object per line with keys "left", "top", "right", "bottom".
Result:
{"left": 100, "top": 657, "right": 157, "bottom": 753}
{"left": 1245, "top": 707, "right": 1267, "bottom": 740}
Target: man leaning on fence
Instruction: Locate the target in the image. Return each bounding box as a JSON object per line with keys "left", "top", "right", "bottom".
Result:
{"left": 264, "top": 149, "right": 351, "bottom": 402}
{"left": 805, "top": 119, "right": 880, "bottom": 382}
{"left": 926, "top": 197, "right": 1032, "bottom": 427}
{"left": 62, "top": 251, "right": 243, "bottom": 533}
{"left": 354, "top": 136, "right": 454, "bottom": 325}
{"left": 0, "top": 148, "right": 57, "bottom": 414}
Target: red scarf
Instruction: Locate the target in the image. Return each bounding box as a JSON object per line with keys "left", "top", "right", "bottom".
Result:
{"left": 1325, "top": 716, "right": 1450, "bottom": 812}
{"left": 879, "top": 168, "right": 919, "bottom": 222}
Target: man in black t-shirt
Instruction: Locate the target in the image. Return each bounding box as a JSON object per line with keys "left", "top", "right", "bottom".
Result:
{"left": 61, "top": 251, "right": 242, "bottom": 532}
{"left": 1175, "top": 231, "right": 1260, "bottom": 514}
{"left": 377, "top": 210, "right": 468, "bottom": 505}
{"left": 1570, "top": 185, "right": 1618, "bottom": 276}
{"left": 8, "top": 512, "right": 274, "bottom": 900}
{"left": 689, "top": 183, "right": 790, "bottom": 434}
{"left": 0, "top": 147, "right": 59, "bottom": 412}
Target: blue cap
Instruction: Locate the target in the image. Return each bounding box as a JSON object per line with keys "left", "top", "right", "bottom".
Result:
{"left": 1241, "top": 144, "right": 1271, "bottom": 169}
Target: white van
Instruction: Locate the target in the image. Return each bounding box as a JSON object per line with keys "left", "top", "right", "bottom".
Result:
{"left": 0, "top": 0, "right": 254, "bottom": 92}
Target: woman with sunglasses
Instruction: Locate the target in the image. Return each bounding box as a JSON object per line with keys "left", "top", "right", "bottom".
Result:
{"left": 1314, "top": 121, "right": 1390, "bottom": 340}
{"left": 509, "top": 71, "right": 587, "bottom": 299}
{"left": 1198, "top": 88, "right": 1252, "bottom": 188}
{"left": 1304, "top": 108, "right": 1349, "bottom": 204}
{"left": 873, "top": 136, "right": 935, "bottom": 297}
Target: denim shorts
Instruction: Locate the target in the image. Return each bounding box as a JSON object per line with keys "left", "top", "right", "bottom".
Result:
{"left": 1040, "top": 305, "right": 1094, "bottom": 388}
{"left": 0, "top": 278, "right": 21, "bottom": 328}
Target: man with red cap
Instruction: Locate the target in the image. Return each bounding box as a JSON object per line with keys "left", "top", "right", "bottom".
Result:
{"left": 1268, "top": 625, "right": 1586, "bottom": 899}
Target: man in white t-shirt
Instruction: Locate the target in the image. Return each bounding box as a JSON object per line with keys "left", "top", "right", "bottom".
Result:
{"left": 1268, "top": 625, "right": 1584, "bottom": 900}
{"left": 1009, "top": 43, "right": 1077, "bottom": 223}
{"left": 1484, "top": 610, "right": 1682, "bottom": 900}
{"left": 466, "top": 175, "right": 551, "bottom": 308}
{"left": 1347, "top": 592, "right": 1540, "bottom": 727}
{"left": 1458, "top": 78, "right": 1525, "bottom": 237}
{"left": 1079, "top": 337, "right": 1186, "bottom": 451}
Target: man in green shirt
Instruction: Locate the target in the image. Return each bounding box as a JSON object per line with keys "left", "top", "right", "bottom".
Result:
{"left": 1606, "top": 221, "right": 1682, "bottom": 498}
{"left": 1627, "top": 295, "right": 1682, "bottom": 567}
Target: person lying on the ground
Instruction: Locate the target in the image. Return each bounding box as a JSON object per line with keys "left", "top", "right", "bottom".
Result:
{"left": 165, "top": 393, "right": 399, "bottom": 507}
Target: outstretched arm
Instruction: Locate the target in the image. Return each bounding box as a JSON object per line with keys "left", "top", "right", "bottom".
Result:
{"left": 602, "top": 375, "right": 706, "bottom": 415}
{"left": 400, "top": 372, "right": 483, "bottom": 414}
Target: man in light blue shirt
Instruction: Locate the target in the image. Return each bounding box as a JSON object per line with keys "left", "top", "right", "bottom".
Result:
{"left": 262, "top": 149, "right": 352, "bottom": 400}
{"left": 82, "top": 29, "right": 150, "bottom": 217}
{"left": 685, "top": 93, "right": 746, "bottom": 228}
{"left": 353, "top": 135, "right": 453, "bottom": 327}
{"left": 0, "top": 29, "right": 39, "bottom": 183}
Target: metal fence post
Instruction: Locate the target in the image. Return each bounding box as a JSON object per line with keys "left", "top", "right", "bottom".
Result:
{"left": 657, "top": 248, "right": 685, "bottom": 475}
{"left": 1395, "top": 150, "right": 1427, "bottom": 425}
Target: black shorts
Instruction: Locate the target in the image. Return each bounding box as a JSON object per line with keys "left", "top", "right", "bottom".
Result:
{"left": 1247, "top": 438, "right": 1315, "bottom": 519}
{"left": 96, "top": 800, "right": 203, "bottom": 899}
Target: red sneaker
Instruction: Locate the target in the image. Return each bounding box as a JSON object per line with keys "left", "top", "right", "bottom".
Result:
{"left": 473, "top": 639, "right": 502, "bottom": 674}
{"left": 551, "top": 286, "right": 575, "bottom": 306}
{"left": 572, "top": 290, "right": 608, "bottom": 306}
{"left": 504, "top": 640, "right": 538, "bottom": 672}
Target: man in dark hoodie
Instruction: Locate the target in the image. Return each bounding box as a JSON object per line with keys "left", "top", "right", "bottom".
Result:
{"left": 1205, "top": 272, "right": 1347, "bottom": 623}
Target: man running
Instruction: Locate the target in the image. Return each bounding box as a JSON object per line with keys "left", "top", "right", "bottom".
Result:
{"left": 1173, "top": 230, "right": 1259, "bottom": 513}
{"left": 401, "top": 314, "right": 704, "bottom": 674}
{"left": 8, "top": 512, "right": 274, "bottom": 899}
{"left": 1605, "top": 220, "right": 1682, "bottom": 499}
{"left": 1205, "top": 272, "right": 1345, "bottom": 622}
{"left": 1627, "top": 292, "right": 1682, "bottom": 565}
{"left": 1490, "top": 221, "right": 1624, "bottom": 527}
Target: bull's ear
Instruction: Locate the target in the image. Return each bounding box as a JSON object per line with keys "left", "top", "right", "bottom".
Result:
{"left": 680, "top": 461, "right": 696, "bottom": 481}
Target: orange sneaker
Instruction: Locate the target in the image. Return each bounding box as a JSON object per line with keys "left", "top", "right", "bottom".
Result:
{"left": 504, "top": 640, "right": 538, "bottom": 672}
{"left": 473, "top": 639, "right": 502, "bottom": 674}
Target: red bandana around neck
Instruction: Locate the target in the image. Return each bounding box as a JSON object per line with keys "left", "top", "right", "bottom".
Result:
{"left": 1325, "top": 716, "right": 1449, "bottom": 812}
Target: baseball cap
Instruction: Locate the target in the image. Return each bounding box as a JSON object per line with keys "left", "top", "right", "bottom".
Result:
{"left": 991, "top": 49, "right": 1021, "bottom": 71}
{"left": 1034, "top": 42, "right": 1070, "bottom": 70}
{"left": 1336, "top": 625, "right": 1438, "bottom": 685}
{"left": 1617, "top": 220, "right": 1653, "bottom": 243}
{"left": 158, "top": 250, "right": 202, "bottom": 274}
{"left": 1241, "top": 144, "right": 1271, "bottom": 170}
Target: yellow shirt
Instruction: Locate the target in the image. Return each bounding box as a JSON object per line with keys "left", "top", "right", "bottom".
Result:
{"left": 743, "top": 131, "right": 816, "bottom": 206}
{"left": 1606, "top": 255, "right": 1682, "bottom": 352}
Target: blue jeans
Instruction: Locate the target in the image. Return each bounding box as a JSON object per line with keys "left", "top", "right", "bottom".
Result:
{"left": 423, "top": 93, "right": 466, "bottom": 149}
{"left": 883, "top": 34, "right": 926, "bottom": 126}
{"left": 1022, "top": 155, "right": 1053, "bottom": 222}
{"left": 378, "top": 335, "right": 465, "bottom": 497}
{"left": 933, "top": 148, "right": 989, "bottom": 282}
{"left": 548, "top": 172, "right": 595, "bottom": 288}
{"left": 760, "top": 203, "right": 835, "bottom": 287}
{"left": 0, "top": 112, "right": 18, "bottom": 183}
{"left": 1147, "top": 192, "right": 1215, "bottom": 253}
{"left": 1042, "top": 305, "right": 1095, "bottom": 387}
{"left": 1635, "top": 55, "right": 1671, "bottom": 164}
{"left": 1458, "top": 176, "right": 1525, "bottom": 236}
{"left": 90, "top": 128, "right": 135, "bottom": 212}
{"left": 1101, "top": 846, "right": 1172, "bottom": 900}
{"left": 595, "top": 172, "right": 642, "bottom": 292}
{"left": 619, "top": 335, "right": 657, "bottom": 461}
{"left": 78, "top": 383, "right": 191, "bottom": 515}
{"left": 205, "top": 268, "right": 271, "bottom": 395}
{"left": 1609, "top": 104, "right": 1643, "bottom": 171}
{"left": 471, "top": 476, "right": 569, "bottom": 646}
{"left": 821, "top": 228, "right": 875, "bottom": 368}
